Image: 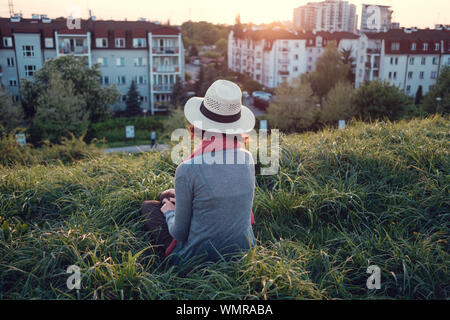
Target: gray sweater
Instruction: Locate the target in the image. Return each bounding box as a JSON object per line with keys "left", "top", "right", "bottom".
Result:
{"left": 164, "top": 148, "right": 256, "bottom": 264}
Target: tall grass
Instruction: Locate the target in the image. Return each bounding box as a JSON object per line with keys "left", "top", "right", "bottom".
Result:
{"left": 0, "top": 116, "right": 448, "bottom": 299}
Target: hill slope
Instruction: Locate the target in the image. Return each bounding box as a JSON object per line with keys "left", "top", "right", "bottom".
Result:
{"left": 0, "top": 116, "right": 449, "bottom": 299}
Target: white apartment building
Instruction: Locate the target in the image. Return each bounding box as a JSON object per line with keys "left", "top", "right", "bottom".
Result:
{"left": 356, "top": 26, "right": 450, "bottom": 97}
{"left": 0, "top": 15, "right": 185, "bottom": 114}
{"left": 293, "top": 0, "right": 358, "bottom": 33}
{"left": 228, "top": 28, "right": 358, "bottom": 88}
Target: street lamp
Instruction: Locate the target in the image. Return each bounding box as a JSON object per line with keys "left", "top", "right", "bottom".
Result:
{"left": 436, "top": 97, "right": 442, "bottom": 113}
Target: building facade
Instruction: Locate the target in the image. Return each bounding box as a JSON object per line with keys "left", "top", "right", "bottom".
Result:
{"left": 355, "top": 26, "right": 450, "bottom": 97}
{"left": 0, "top": 15, "right": 184, "bottom": 114}
{"left": 293, "top": 0, "right": 357, "bottom": 34}
{"left": 228, "top": 28, "right": 358, "bottom": 88}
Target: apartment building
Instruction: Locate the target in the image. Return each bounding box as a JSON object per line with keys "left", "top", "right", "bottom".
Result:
{"left": 293, "top": 0, "right": 358, "bottom": 34}
{"left": 355, "top": 26, "right": 450, "bottom": 97}
{"left": 228, "top": 28, "right": 358, "bottom": 88}
{"left": 0, "top": 15, "right": 184, "bottom": 114}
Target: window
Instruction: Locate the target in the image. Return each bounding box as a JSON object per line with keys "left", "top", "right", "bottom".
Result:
{"left": 419, "top": 71, "right": 424, "bottom": 79}
{"left": 117, "top": 75, "right": 126, "bottom": 85}
{"left": 12, "top": 95, "right": 20, "bottom": 103}
{"left": 421, "top": 57, "right": 426, "bottom": 65}
{"left": 293, "top": 66, "right": 298, "bottom": 72}
{"left": 22, "top": 45, "right": 34, "bottom": 57}
{"left": 115, "top": 38, "right": 125, "bottom": 48}
{"left": 393, "top": 72, "right": 397, "bottom": 80}
{"left": 435, "top": 43, "right": 440, "bottom": 51}
{"left": 411, "top": 43, "right": 417, "bottom": 51}
{"left": 388, "top": 71, "right": 392, "bottom": 79}
{"left": 390, "top": 57, "right": 394, "bottom": 65}
{"left": 3, "top": 37, "right": 13, "bottom": 47}
{"left": 431, "top": 71, "right": 437, "bottom": 79}
{"left": 432, "top": 57, "right": 438, "bottom": 65}
{"left": 294, "top": 54, "right": 299, "bottom": 60}
{"left": 395, "top": 57, "right": 399, "bottom": 65}
{"left": 408, "top": 71, "right": 413, "bottom": 79}
{"left": 96, "top": 38, "right": 108, "bottom": 48}
{"left": 9, "top": 79, "right": 17, "bottom": 87}
{"left": 24, "top": 65, "right": 36, "bottom": 77}
{"left": 406, "top": 85, "right": 411, "bottom": 93}
{"left": 122, "top": 95, "right": 127, "bottom": 102}
{"left": 423, "top": 43, "right": 428, "bottom": 50}
{"left": 134, "top": 75, "right": 148, "bottom": 84}
{"left": 44, "top": 37, "right": 54, "bottom": 48}
{"left": 134, "top": 57, "right": 147, "bottom": 66}
{"left": 7, "top": 57, "right": 14, "bottom": 67}
{"left": 97, "top": 57, "right": 108, "bottom": 66}
{"left": 409, "top": 57, "right": 414, "bottom": 65}
{"left": 100, "top": 76, "right": 110, "bottom": 85}
{"left": 133, "top": 38, "right": 146, "bottom": 48}
{"left": 391, "top": 42, "right": 400, "bottom": 51}
{"left": 116, "top": 57, "right": 125, "bottom": 66}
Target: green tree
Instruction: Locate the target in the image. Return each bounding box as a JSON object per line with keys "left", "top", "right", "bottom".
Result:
{"left": 320, "top": 81, "right": 357, "bottom": 124}
{"left": 421, "top": 66, "right": 450, "bottom": 114}
{"left": 31, "top": 72, "right": 89, "bottom": 143}
{"left": 266, "top": 79, "right": 320, "bottom": 132}
{"left": 21, "top": 56, "right": 121, "bottom": 123}
{"left": 308, "top": 44, "right": 350, "bottom": 99}
{"left": 0, "top": 87, "right": 24, "bottom": 132}
{"left": 171, "top": 76, "right": 188, "bottom": 107}
{"left": 340, "top": 47, "right": 356, "bottom": 84}
{"left": 415, "top": 85, "right": 423, "bottom": 105}
{"left": 215, "top": 38, "right": 228, "bottom": 55}
{"left": 354, "top": 80, "right": 411, "bottom": 120}
{"left": 124, "top": 81, "right": 142, "bottom": 117}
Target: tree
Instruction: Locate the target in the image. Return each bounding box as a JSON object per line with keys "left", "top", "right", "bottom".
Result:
{"left": 31, "top": 72, "right": 89, "bottom": 143}
{"left": 340, "top": 47, "right": 356, "bottom": 84}
{"left": 320, "top": 81, "right": 357, "bottom": 124}
{"left": 354, "top": 80, "right": 412, "bottom": 120}
{"left": 0, "top": 87, "right": 24, "bottom": 132}
{"left": 266, "top": 79, "right": 320, "bottom": 132}
{"left": 308, "top": 44, "right": 350, "bottom": 99}
{"left": 124, "top": 81, "right": 142, "bottom": 117}
{"left": 215, "top": 38, "right": 228, "bottom": 55}
{"left": 189, "top": 45, "right": 199, "bottom": 57}
{"left": 21, "top": 55, "right": 121, "bottom": 123}
{"left": 421, "top": 66, "right": 450, "bottom": 114}
{"left": 171, "top": 76, "right": 188, "bottom": 107}
{"left": 415, "top": 85, "right": 423, "bottom": 105}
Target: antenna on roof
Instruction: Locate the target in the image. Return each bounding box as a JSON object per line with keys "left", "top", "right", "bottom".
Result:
{"left": 8, "top": 0, "right": 14, "bottom": 17}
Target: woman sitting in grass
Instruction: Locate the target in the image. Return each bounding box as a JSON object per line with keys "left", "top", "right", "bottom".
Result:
{"left": 141, "top": 80, "right": 256, "bottom": 264}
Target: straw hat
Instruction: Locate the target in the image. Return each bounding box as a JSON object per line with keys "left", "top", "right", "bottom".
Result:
{"left": 184, "top": 79, "right": 255, "bottom": 134}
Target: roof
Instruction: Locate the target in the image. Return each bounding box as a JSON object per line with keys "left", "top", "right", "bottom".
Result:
{"left": 0, "top": 17, "right": 180, "bottom": 49}
{"left": 234, "top": 28, "right": 359, "bottom": 42}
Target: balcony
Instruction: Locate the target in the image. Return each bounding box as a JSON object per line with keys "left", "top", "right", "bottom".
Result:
{"left": 153, "top": 66, "right": 180, "bottom": 73}
{"left": 278, "top": 59, "right": 290, "bottom": 64}
{"left": 279, "top": 47, "right": 290, "bottom": 52}
{"left": 365, "top": 62, "right": 372, "bottom": 69}
{"left": 152, "top": 47, "right": 179, "bottom": 54}
{"left": 153, "top": 84, "right": 173, "bottom": 92}
{"left": 279, "top": 70, "right": 289, "bottom": 75}
{"left": 58, "top": 46, "right": 89, "bottom": 55}
{"left": 367, "top": 48, "right": 381, "bottom": 54}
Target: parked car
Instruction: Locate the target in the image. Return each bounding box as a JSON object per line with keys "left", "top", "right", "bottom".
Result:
{"left": 252, "top": 91, "right": 272, "bottom": 100}
{"left": 242, "top": 91, "right": 250, "bottom": 98}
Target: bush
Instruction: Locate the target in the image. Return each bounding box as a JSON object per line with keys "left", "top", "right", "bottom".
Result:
{"left": 319, "top": 81, "right": 357, "bottom": 124}
{"left": 0, "top": 128, "right": 37, "bottom": 167}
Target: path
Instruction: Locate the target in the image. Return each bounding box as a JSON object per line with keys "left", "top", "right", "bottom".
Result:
{"left": 102, "top": 144, "right": 169, "bottom": 154}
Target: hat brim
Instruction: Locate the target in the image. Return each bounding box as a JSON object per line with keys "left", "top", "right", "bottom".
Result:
{"left": 184, "top": 97, "right": 256, "bottom": 134}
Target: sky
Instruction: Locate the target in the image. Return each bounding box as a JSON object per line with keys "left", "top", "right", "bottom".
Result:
{"left": 0, "top": 0, "right": 448, "bottom": 29}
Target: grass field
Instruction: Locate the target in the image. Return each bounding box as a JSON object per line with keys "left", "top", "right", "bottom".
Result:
{"left": 0, "top": 116, "right": 448, "bottom": 299}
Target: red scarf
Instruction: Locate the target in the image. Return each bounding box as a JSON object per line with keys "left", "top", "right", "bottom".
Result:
{"left": 164, "top": 135, "right": 255, "bottom": 257}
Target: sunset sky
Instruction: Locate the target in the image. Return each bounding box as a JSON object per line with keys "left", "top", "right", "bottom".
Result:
{"left": 0, "top": 0, "right": 448, "bottom": 28}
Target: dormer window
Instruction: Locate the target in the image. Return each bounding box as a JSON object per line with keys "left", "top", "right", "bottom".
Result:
{"left": 391, "top": 42, "right": 400, "bottom": 51}
{"left": 133, "top": 38, "right": 146, "bottom": 48}
{"left": 435, "top": 43, "right": 440, "bottom": 51}
{"left": 411, "top": 42, "right": 417, "bottom": 51}
{"left": 115, "top": 38, "right": 125, "bottom": 48}
{"left": 96, "top": 38, "right": 108, "bottom": 48}
{"left": 423, "top": 43, "right": 428, "bottom": 50}
{"left": 3, "top": 37, "right": 13, "bottom": 47}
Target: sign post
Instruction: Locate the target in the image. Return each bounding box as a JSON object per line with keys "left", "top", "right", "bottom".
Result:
{"left": 338, "top": 120, "right": 346, "bottom": 130}
{"left": 125, "top": 125, "right": 135, "bottom": 143}
{"left": 15, "top": 133, "right": 26, "bottom": 146}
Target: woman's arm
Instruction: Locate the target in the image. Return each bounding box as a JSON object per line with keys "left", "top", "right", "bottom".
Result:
{"left": 163, "top": 164, "right": 193, "bottom": 242}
